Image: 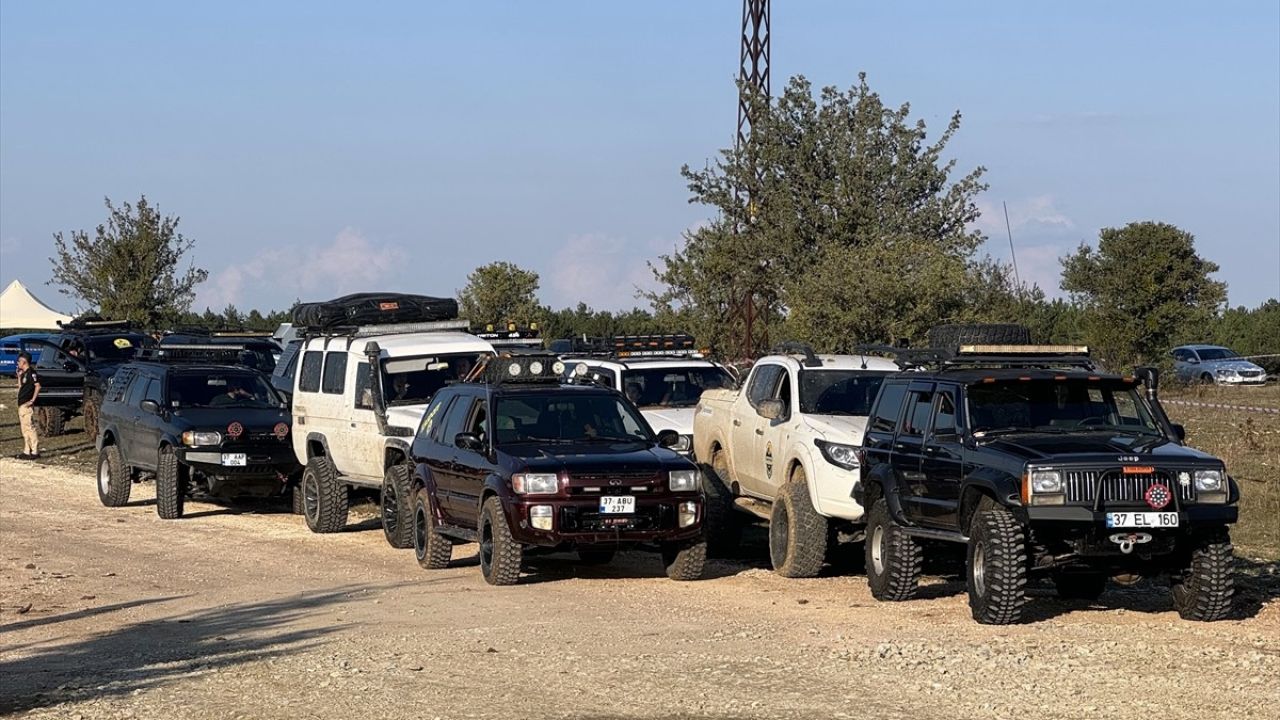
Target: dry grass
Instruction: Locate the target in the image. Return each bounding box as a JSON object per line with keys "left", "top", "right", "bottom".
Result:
{"left": 1162, "top": 383, "right": 1280, "bottom": 560}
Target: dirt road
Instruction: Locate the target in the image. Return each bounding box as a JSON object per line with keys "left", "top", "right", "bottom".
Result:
{"left": 2, "top": 458, "right": 1277, "bottom": 720}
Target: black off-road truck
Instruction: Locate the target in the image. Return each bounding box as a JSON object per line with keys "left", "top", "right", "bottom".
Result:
{"left": 28, "top": 318, "right": 153, "bottom": 438}
{"left": 405, "top": 355, "right": 707, "bottom": 585}
{"left": 858, "top": 344, "right": 1238, "bottom": 624}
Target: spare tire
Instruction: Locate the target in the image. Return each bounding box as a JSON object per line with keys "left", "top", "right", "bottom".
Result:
{"left": 927, "top": 323, "right": 1032, "bottom": 351}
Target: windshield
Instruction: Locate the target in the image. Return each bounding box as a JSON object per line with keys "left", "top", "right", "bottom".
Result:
{"left": 1196, "top": 348, "right": 1239, "bottom": 361}
{"left": 168, "top": 372, "right": 281, "bottom": 409}
{"left": 967, "top": 380, "right": 1160, "bottom": 436}
{"left": 620, "top": 365, "right": 734, "bottom": 408}
{"left": 799, "top": 370, "right": 887, "bottom": 416}
{"left": 494, "top": 393, "right": 653, "bottom": 445}
{"left": 84, "top": 335, "right": 146, "bottom": 362}
{"left": 381, "top": 353, "right": 486, "bottom": 406}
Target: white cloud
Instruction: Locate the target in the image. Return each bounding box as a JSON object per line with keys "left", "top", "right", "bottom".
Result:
{"left": 544, "top": 233, "right": 669, "bottom": 311}
{"left": 974, "top": 194, "right": 1075, "bottom": 237}
{"left": 973, "top": 195, "right": 1082, "bottom": 299}
{"left": 195, "top": 228, "right": 408, "bottom": 310}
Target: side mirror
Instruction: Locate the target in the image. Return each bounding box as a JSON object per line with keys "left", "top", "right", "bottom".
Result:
{"left": 758, "top": 399, "right": 785, "bottom": 421}
{"left": 455, "top": 432, "right": 484, "bottom": 452}
{"left": 656, "top": 429, "right": 680, "bottom": 449}
{"left": 141, "top": 399, "right": 162, "bottom": 415}
{"left": 1171, "top": 423, "right": 1187, "bottom": 442}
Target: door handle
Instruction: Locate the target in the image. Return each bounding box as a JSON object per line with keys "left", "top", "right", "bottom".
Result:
{"left": 894, "top": 442, "right": 907, "bottom": 451}
{"left": 732, "top": 419, "right": 742, "bottom": 427}
{"left": 923, "top": 446, "right": 939, "bottom": 455}
{"left": 350, "top": 422, "right": 357, "bottom": 428}
{"left": 754, "top": 428, "right": 764, "bottom": 436}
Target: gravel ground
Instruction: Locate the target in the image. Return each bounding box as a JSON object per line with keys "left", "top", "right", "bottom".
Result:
{"left": 1, "top": 458, "right": 1277, "bottom": 720}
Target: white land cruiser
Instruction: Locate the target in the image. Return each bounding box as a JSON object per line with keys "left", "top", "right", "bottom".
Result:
{"left": 558, "top": 335, "right": 736, "bottom": 455}
{"left": 291, "top": 321, "right": 495, "bottom": 545}
{"left": 692, "top": 344, "right": 898, "bottom": 576}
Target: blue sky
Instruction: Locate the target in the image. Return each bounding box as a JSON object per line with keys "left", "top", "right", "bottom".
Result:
{"left": 2, "top": 1, "right": 1277, "bottom": 315}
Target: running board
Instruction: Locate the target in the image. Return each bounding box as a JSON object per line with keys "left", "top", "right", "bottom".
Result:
{"left": 903, "top": 526, "right": 968, "bottom": 544}
{"left": 436, "top": 524, "right": 479, "bottom": 543}
{"left": 732, "top": 497, "right": 773, "bottom": 521}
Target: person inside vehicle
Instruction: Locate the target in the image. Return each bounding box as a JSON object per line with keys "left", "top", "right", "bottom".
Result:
{"left": 211, "top": 380, "right": 254, "bottom": 406}
{"left": 392, "top": 375, "right": 412, "bottom": 402}
{"left": 624, "top": 382, "right": 643, "bottom": 405}
{"left": 452, "top": 357, "right": 474, "bottom": 381}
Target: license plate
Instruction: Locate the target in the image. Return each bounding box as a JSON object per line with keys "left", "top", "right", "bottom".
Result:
{"left": 599, "top": 496, "right": 635, "bottom": 514}
{"left": 1106, "top": 512, "right": 1179, "bottom": 528}
{"left": 221, "top": 453, "right": 247, "bottom": 467}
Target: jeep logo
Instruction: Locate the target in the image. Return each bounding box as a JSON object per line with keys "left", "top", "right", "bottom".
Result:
{"left": 1118, "top": 455, "right": 1141, "bottom": 463}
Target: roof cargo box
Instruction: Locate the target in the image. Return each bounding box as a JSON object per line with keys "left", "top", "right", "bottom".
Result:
{"left": 292, "top": 293, "right": 459, "bottom": 330}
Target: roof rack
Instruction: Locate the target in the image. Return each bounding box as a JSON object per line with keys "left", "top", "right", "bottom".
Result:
{"left": 870, "top": 343, "right": 1099, "bottom": 371}
{"left": 136, "top": 344, "right": 257, "bottom": 365}
{"left": 469, "top": 353, "right": 566, "bottom": 385}
{"left": 304, "top": 319, "right": 471, "bottom": 339}
{"left": 475, "top": 323, "right": 544, "bottom": 351}
{"left": 57, "top": 316, "right": 136, "bottom": 333}
{"left": 772, "top": 342, "right": 822, "bottom": 368}
{"left": 557, "top": 333, "right": 702, "bottom": 360}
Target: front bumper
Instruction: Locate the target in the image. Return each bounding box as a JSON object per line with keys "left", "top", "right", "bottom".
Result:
{"left": 1025, "top": 504, "right": 1237, "bottom": 557}
{"left": 506, "top": 496, "right": 703, "bottom": 547}
{"left": 1215, "top": 373, "right": 1267, "bottom": 385}
{"left": 179, "top": 444, "right": 301, "bottom": 477}
{"left": 1027, "top": 504, "right": 1238, "bottom": 525}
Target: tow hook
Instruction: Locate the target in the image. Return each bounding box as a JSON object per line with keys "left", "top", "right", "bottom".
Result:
{"left": 1108, "top": 533, "right": 1153, "bottom": 555}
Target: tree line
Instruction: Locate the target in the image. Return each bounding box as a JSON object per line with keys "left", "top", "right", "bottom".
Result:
{"left": 46, "top": 74, "right": 1276, "bottom": 373}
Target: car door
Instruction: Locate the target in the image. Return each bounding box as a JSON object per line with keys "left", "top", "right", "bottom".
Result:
{"left": 135, "top": 375, "right": 169, "bottom": 469}
{"left": 433, "top": 393, "right": 477, "bottom": 524}
{"left": 118, "top": 371, "right": 152, "bottom": 464}
{"left": 756, "top": 368, "right": 794, "bottom": 496}
{"left": 448, "top": 395, "right": 492, "bottom": 528}
{"left": 919, "top": 385, "right": 964, "bottom": 529}
{"left": 891, "top": 382, "right": 934, "bottom": 524}
{"left": 731, "top": 363, "right": 783, "bottom": 495}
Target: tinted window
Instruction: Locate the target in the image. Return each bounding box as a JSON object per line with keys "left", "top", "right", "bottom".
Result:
{"left": 747, "top": 365, "right": 784, "bottom": 407}
{"left": 441, "top": 395, "right": 475, "bottom": 446}
{"left": 168, "top": 372, "right": 280, "bottom": 409}
{"left": 126, "top": 375, "right": 151, "bottom": 407}
{"left": 870, "top": 382, "right": 908, "bottom": 432}
{"left": 619, "top": 366, "right": 734, "bottom": 408}
{"left": 493, "top": 393, "right": 653, "bottom": 445}
{"left": 383, "top": 353, "right": 486, "bottom": 406}
{"left": 144, "top": 377, "right": 164, "bottom": 405}
{"left": 932, "top": 391, "right": 957, "bottom": 435}
{"left": 84, "top": 334, "right": 146, "bottom": 362}
{"left": 967, "top": 380, "right": 1160, "bottom": 435}
{"left": 321, "top": 352, "right": 347, "bottom": 394}
{"left": 798, "top": 370, "right": 887, "bottom": 416}
{"left": 903, "top": 390, "right": 933, "bottom": 436}
{"left": 586, "top": 366, "right": 617, "bottom": 390}
{"left": 422, "top": 395, "right": 456, "bottom": 440}
{"left": 354, "top": 362, "right": 373, "bottom": 409}
{"left": 298, "top": 351, "right": 323, "bottom": 393}
{"left": 1197, "top": 347, "right": 1238, "bottom": 361}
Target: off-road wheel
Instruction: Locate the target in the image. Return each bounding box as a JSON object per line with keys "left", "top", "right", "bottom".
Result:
{"left": 380, "top": 463, "right": 414, "bottom": 549}
{"left": 37, "top": 407, "right": 66, "bottom": 437}
{"left": 967, "top": 503, "right": 1030, "bottom": 624}
{"left": 578, "top": 549, "right": 616, "bottom": 565}
{"left": 82, "top": 389, "right": 102, "bottom": 441}
{"left": 478, "top": 497, "right": 522, "bottom": 585}
{"left": 701, "top": 452, "right": 743, "bottom": 557}
{"left": 155, "top": 446, "right": 187, "bottom": 520}
{"left": 927, "top": 323, "right": 1032, "bottom": 351}
{"left": 1171, "top": 528, "right": 1234, "bottom": 621}
{"left": 865, "top": 498, "right": 922, "bottom": 601}
{"left": 661, "top": 538, "right": 707, "bottom": 581}
{"left": 301, "top": 456, "right": 348, "bottom": 534}
{"left": 290, "top": 480, "right": 304, "bottom": 514}
{"left": 768, "top": 468, "right": 828, "bottom": 578}
{"left": 412, "top": 489, "right": 452, "bottom": 570}
{"left": 96, "top": 444, "right": 131, "bottom": 507}
{"left": 1052, "top": 570, "right": 1108, "bottom": 601}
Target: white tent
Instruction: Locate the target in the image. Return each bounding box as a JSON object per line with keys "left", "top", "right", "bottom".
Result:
{"left": 0, "top": 280, "right": 74, "bottom": 330}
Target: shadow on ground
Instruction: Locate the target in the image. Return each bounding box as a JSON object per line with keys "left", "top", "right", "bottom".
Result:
{"left": 0, "top": 584, "right": 399, "bottom": 715}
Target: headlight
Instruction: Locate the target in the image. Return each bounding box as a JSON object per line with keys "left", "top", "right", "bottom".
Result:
{"left": 512, "top": 472, "right": 558, "bottom": 494}
{"left": 673, "top": 434, "right": 693, "bottom": 453}
{"left": 668, "top": 469, "right": 699, "bottom": 492}
{"left": 182, "top": 431, "right": 222, "bottom": 447}
{"left": 815, "top": 439, "right": 860, "bottom": 470}
{"left": 1215, "top": 368, "right": 1238, "bottom": 377}
{"left": 1194, "top": 469, "right": 1224, "bottom": 492}
{"left": 1030, "top": 470, "right": 1062, "bottom": 494}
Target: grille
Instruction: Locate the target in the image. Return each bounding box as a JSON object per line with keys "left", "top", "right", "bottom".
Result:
{"left": 1063, "top": 469, "right": 1194, "bottom": 505}
{"left": 1239, "top": 370, "right": 1262, "bottom": 378}
{"left": 560, "top": 504, "right": 671, "bottom": 532}
{"left": 569, "top": 471, "right": 662, "bottom": 484}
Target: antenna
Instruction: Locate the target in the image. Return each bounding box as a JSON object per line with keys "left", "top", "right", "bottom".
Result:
{"left": 1002, "top": 201, "right": 1023, "bottom": 295}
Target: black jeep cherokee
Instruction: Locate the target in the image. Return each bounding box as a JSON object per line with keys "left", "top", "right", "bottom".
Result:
{"left": 95, "top": 345, "right": 300, "bottom": 519}
{"left": 405, "top": 356, "right": 706, "bottom": 585}
{"left": 857, "top": 345, "right": 1238, "bottom": 624}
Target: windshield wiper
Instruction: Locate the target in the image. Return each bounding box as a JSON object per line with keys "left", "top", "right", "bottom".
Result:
{"left": 973, "top": 426, "right": 1069, "bottom": 439}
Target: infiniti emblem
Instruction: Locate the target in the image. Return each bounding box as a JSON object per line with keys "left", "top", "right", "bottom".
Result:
{"left": 608, "top": 479, "right": 623, "bottom": 486}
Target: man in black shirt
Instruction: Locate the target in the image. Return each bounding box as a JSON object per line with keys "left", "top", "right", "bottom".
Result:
{"left": 15, "top": 351, "right": 41, "bottom": 459}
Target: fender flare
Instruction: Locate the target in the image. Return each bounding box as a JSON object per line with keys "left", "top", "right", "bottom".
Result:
{"left": 860, "top": 463, "right": 912, "bottom": 525}
{"left": 783, "top": 443, "right": 823, "bottom": 513}
{"left": 480, "top": 473, "right": 517, "bottom": 527}
{"left": 383, "top": 438, "right": 412, "bottom": 467}
{"left": 958, "top": 468, "right": 1025, "bottom": 528}
{"left": 304, "top": 432, "right": 333, "bottom": 460}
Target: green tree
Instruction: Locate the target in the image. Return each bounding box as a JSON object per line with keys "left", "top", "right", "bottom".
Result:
{"left": 49, "top": 195, "right": 207, "bottom": 326}
{"left": 1061, "top": 221, "right": 1227, "bottom": 368}
{"left": 650, "top": 74, "right": 999, "bottom": 354}
{"left": 457, "top": 261, "right": 542, "bottom": 325}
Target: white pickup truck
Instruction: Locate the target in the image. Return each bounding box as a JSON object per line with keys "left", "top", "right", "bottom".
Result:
{"left": 692, "top": 346, "right": 898, "bottom": 577}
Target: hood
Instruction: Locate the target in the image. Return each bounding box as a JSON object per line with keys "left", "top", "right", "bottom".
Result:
{"left": 640, "top": 406, "right": 696, "bottom": 435}
{"left": 386, "top": 404, "right": 429, "bottom": 431}
{"left": 980, "top": 432, "right": 1217, "bottom": 464}
{"left": 504, "top": 442, "right": 687, "bottom": 472}
{"left": 802, "top": 415, "right": 870, "bottom": 444}
{"left": 1206, "top": 360, "right": 1264, "bottom": 372}
{"left": 170, "top": 406, "right": 291, "bottom": 430}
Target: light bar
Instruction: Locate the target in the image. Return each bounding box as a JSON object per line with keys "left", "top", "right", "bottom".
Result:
{"left": 958, "top": 345, "right": 1090, "bottom": 356}
{"left": 348, "top": 320, "right": 471, "bottom": 338}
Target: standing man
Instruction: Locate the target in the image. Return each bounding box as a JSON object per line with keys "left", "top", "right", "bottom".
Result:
{"left": 15, "top": 351, "right": 41, "bottom": 460}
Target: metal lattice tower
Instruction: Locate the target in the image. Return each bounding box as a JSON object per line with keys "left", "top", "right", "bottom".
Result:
{"left": 729, "top": 0, "right": 770, "bottom": 360}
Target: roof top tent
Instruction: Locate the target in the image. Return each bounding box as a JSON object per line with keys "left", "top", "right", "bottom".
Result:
{"left": 0, "top": 280, "right": 75, "bottom": 331}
